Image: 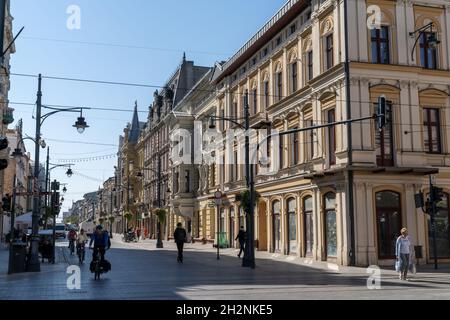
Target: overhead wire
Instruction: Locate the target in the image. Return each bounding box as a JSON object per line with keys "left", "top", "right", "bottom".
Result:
{"left": 21, "top": 35, "right": 232, "bottom": 57}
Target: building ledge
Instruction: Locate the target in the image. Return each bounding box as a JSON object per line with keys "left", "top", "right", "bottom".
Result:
{"left": 304, "top": 166, "right": 439, "bottom": 179}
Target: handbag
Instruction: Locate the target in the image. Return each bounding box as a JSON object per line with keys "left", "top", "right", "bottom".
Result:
{"left": 409, "top": 259, "right": 416, "bottom": 274}
{"left": 395, "top": 260, "right": 401, "bottom": 272}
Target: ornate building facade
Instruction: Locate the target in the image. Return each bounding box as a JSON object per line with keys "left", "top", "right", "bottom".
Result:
{"left": 164, "top": 0, "right": 450, "bottom": 267}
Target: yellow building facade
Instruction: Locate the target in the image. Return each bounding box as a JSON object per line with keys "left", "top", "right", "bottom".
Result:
{"left": 168, "top": 0, "right": 450, "bottom": 267}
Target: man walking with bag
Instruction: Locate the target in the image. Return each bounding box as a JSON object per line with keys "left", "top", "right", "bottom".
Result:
{"left": 236, "top": 226, "right": 247, "bottom": 258}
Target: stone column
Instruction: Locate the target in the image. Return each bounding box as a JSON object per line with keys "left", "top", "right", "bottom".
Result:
{"left": 267, "top": 199, "right": 273, "bottom": 253}
{"left": 314, "top": 187, "right": 323, "bottom": 261}
{"left": 409, "top": 82, "right": 421, "bottom": 153}
{"left": 297, "top": 193, "right": 303, "bottom": 257}
{"left": 365, "top": 183, "right": 377, "bottom": 266}
{"left": 355, "top": 0, "right": 368, "bottom": 62}
{"left": 405, "top": 1, "right": 416, "bottom": 66}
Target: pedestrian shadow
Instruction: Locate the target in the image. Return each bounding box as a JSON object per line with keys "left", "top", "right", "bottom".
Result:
{"left": 86, "top": 246, "right": 447, "bottom": 300}
{"left": 2, "top": 243, "right": 448, "bottom": 300}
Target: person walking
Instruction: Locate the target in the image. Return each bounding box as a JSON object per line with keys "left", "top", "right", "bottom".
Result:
{"left": 143, "top": 227, "right": 149, "bottom": 240}
{"left": 396, "top": 227, "right": 413, "bottom": 280}
{"left": 236, "top": 226, "right": 247, "bottom": 258}
{"left": 173, "top": 223, "right": 187, "bottom": 263}
{"left": 136, "top": 227, "right": 141, "bottom": 241}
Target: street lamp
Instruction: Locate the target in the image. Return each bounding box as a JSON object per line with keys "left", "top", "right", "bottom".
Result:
{"left": 73, "top": 110, "right": 89, "bottom": 134}
{"left": 409, "top": 22, "right": 441, "bottom": 61}
{"left": 11, "top": 134, "right": 46, "bottom": 158}
{"left": 135, "top": 158, "right": 166, "bottom": 248}
{"left": 66, "top": 168, "right": 73, "bottom": 178}
{"left": 208, "top": 90, "right": 259, "bottom": 269}
{"left": 28, "top": 73, "right": 90, "bottom": 272}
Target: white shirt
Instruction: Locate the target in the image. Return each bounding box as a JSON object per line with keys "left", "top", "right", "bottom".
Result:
{"left": 398, "top": 236, "right": 411, "bottom": 254}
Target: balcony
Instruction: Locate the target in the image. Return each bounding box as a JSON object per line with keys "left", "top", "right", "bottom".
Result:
{"left": 2, "top": 107, "right": 14, "bottom": 125}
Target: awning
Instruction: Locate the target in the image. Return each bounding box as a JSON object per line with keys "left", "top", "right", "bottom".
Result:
{"left": 15, "top": 212, "right": 33, "bottom": 224}
{"left": 174, "top": 207, "right": 194, "bottom": 219}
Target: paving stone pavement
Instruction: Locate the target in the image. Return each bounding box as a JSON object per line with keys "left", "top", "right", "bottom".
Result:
{"left": 0, "top": 237, "right": 449, "bottom": 300}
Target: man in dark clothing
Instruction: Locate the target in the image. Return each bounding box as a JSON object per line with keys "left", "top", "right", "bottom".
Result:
{"left": 89, "top": 225, "right": 110, "bottom": 262}
{"left": 236, "top": 226, "right": 247, "bottom": 258}
{"left": 173, "top": 223, "right": 187, "bottom": 263}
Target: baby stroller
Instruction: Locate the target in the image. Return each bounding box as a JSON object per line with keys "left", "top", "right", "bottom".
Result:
{"left": 39, "top": 235, "right": 54, "bottom": 263}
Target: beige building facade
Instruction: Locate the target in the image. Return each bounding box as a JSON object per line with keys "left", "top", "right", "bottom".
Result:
{"left": 163, "top": 0, "right": 450, "bottom": 267}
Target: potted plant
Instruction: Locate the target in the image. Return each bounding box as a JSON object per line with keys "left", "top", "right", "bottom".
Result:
{"left": 108, "top": 216, "right": 115, "bottom": 224}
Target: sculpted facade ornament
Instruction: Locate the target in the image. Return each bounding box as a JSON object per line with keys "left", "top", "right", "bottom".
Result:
{"left": 399, "top": 80, "right": 409, "bottom": 89}
{"left": 321, "top": 16, "right": 334, "bottom": 36}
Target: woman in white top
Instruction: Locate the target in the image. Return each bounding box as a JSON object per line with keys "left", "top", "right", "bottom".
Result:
{"left": 395, "top": 228, "right": 412, "bottom": 280}
{"left": 76, "top": 229, "right": 89, "bottom": 245}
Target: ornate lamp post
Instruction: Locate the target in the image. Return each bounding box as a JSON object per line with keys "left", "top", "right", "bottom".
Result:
{"left": 135, "top": 157, "right": 170, "bottom": 249}
{"left": 409, "top": 22, "right": 440, "bottom": 61}
{"left": 28, "top": 74, "right": 90, "bottom": 272}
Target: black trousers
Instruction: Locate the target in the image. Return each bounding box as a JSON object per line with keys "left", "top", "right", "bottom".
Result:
{"left": 238, "top": 241, "right": 245, "bottom": 256}
{"left": 176, "top": 242, "right": 184, "bottom": 261}
{"left": 93, "top": 245, "right": 106, "bottom": 262}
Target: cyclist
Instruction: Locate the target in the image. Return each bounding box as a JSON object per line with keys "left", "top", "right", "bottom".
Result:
{"left": 89, "top": 225, "right": 110, "bottom": 262}
{"left": 76, "top": 229, "right": 89, "bottom": 257}
{"left": 67, "top": 228, "right": 77, "bottom": 254}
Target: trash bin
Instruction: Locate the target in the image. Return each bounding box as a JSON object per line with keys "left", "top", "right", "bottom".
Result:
{"left": 11, "top": 242, "right": 28, "bottom": 273}
{"left": 218, "top": 232, "right": 228, "bottom": 248}
{"left": 414, "top": 245, "right": 423, "bottom": 259}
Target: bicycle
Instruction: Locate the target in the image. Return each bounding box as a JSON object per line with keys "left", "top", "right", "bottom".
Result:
{"left": 89, "top": 247, "right": 111, "bottom": 281}
{"left": 69, "top": 239, "right": 75, "bottom": 255}
{"left": 77, "top": 242, "right": 86, "bottom": 264}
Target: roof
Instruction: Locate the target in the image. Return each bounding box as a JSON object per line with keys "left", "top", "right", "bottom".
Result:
{"left": 213, "top": 0, "right": 310, "bottom": 83}
{"left": 128, "top": 102, "right": 141, "bottom": 143}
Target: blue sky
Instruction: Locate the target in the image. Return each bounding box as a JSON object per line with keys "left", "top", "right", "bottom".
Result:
{"left": 9, "top": 0, "right": 286, "bottom": 213}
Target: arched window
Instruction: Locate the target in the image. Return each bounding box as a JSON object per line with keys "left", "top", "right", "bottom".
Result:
{"left": 324, "top": 192, "right": 337, "bottom": 257}
{"left": 288, "top": 50, "right": 298, "bottom": 94}
{"left": 220, "top": 208, "right": 225, "bottom": 233}
{"left": 429, "top": 192, "right": 450, "bottom": 258}
{"left": 375, "top": 191, "right": 401, "bottom": 259}
{"left": 371, "top": 25, "right": 390, "bottom": 64}
{"left": 229, "top": 207, "right": 235, "bottom": 247}
{"left": 287, "top": 198, "right": 297, "bottom": 255}
{"left": 321, "top": 17, "right": 334, "bottom": 71}
{"left": 303, "top": 196, "right": 313, "bottom": 256}
{"left": 274, "top": 63, "right": 283, "bottom": 102}
{"left": 272, "top": 200, "right": 281, "bottom": 252}
{"left": 303, "top": 36, "right": 313, "bottom": 82}
{"left": 261, "top": 72, "right": 270, "bottom": 110}
{"left": 239, "top": 206, "right": 246, "bottom": 229}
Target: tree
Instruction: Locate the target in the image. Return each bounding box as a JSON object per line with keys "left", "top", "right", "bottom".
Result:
{"left": 63, "top": 215, "right": 79, "bottom": 225}
{"left": 236, "top": 189, "right": 261, "bottom": 215}
{"left": 155, "top": 209, "right": 166, "bottom": 225}
{"left": 124, "top": 212, "right": 133, "bottom": 221}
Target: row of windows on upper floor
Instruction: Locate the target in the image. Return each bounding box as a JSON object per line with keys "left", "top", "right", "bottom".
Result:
{"left": 218, "top": 32, "right": 334, "bottom": 121}
{"left": 214, "top": 102, "right": 449, "bottom": 184}
{"left": 220, "top": 23, "right": 442, "bottom": 121}
{"left": 370, "top": 26, "right": 439, "bottom": 69}
{"left": 225, "top": 8, "right": 313, "bottom": 86}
